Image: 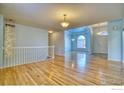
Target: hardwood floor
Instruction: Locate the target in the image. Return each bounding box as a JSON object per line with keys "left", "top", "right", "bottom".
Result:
{"left": 0, "top": 52, "right": 123, "bottom": 85}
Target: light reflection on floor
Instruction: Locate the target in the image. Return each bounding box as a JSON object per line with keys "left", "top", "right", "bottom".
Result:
{"left": 64, "top": 51, "right": 123, "bottom": 85}
{"left": 64, "top": 51, "right": 90, "bottom": 72}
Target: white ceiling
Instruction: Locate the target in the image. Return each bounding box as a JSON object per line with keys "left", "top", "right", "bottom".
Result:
{"left": 0, "top": 3, "right": 124, "bottom": 31}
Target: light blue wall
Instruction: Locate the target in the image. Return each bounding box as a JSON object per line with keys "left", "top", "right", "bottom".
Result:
{"left": 122, "top": 31, "right": 124, "bottom": 62}
{"left": 108, "top": 19, "right": 123, "bottom": 62}
{"left": 0, "top": 15, "right": 4, "bottom": 67}
{"left": 2, "top": 24, "right": 48, "bottom": 68}
{"left": 53, "top": 31, "right": 65, "bottom": 56}
{"left": 64, "top": 30, "right": 71, "bottom": 52}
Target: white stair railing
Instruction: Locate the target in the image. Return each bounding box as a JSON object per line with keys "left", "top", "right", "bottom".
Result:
{"left": 2, "top": 46, "right": 54, "bottom": 68}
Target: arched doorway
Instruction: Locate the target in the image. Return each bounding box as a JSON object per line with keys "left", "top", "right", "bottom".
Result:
{"left": 77, "top": 35, "right": 86, "bottom": 49}
{"left": 65, "top": 26, "right": 91, "bottom": 52}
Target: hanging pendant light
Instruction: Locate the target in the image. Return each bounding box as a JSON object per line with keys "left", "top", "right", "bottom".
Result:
{"left": 60, "top": 14, "right": 70, "bottom": 28}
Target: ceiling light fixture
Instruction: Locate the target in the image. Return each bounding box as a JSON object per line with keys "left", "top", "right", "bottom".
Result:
{"left": 48, "top": 30, "right": 53, "bottom": 34}
{"left": 60, "top": 14, "right": 70, "bottom": 28}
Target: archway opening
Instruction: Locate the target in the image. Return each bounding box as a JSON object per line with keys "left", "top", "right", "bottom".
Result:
{"left": 77, "top": 35, "right": 86, "bottom": 48}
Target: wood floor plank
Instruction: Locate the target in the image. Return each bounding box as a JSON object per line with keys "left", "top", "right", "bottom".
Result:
{"left": 0, "top": 52, "right": 123, "bottom": 85}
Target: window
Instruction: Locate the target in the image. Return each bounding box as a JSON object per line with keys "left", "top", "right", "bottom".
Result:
{"left": 77, "top": 35, "right": 86, "bottom": 48}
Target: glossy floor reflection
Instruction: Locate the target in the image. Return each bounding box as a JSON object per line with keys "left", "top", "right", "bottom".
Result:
{"left": 64, "top": 52, "right": 89, "bottom": 72}
{"left": 0, "top": 51, "right": 123, "bottom": 85}
{"left": 64, "top": 51, "right": 123, "bottom": 85}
